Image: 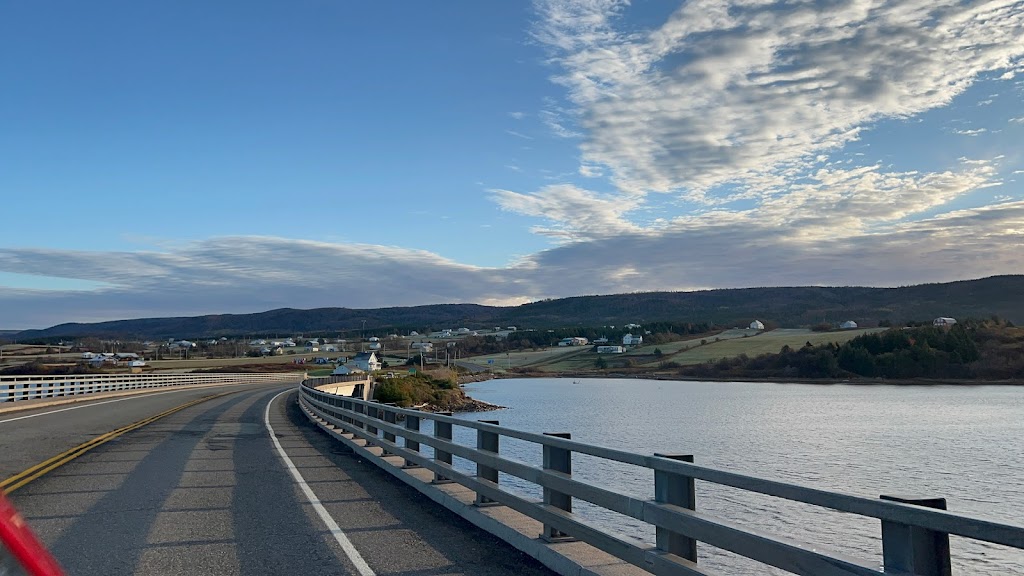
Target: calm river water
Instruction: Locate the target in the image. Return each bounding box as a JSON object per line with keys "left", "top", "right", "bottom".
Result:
{"left": 451, "top": 378, "right": 1024, "bottom": 575}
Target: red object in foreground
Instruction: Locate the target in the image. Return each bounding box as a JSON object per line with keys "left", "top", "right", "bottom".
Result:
{"left": 0, "top": 493, "right": 64, "bottom": 576}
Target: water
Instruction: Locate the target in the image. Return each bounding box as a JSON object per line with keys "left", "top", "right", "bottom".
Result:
{"left": 449, "top": 378, "right": 1024, "bottom": 575}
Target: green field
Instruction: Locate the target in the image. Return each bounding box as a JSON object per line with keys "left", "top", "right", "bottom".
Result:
{"left": 521, "top": 328, "right": 887, "bottom": 372}
{"left": 625, "top": 328, "right": 759, "bottom": 356}
{"left": 462, "top": 348, "right": 584, "bottom": 371}
{"left": 145, "top": 353, "right": 325, "bottom": 370}
{"left": 652, "top": 328, "right": 886, "bottom": 366}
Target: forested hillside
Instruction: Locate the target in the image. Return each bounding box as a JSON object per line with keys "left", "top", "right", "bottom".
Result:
{"left": 11, "top": 275, "right": 1024, "bottom": 341}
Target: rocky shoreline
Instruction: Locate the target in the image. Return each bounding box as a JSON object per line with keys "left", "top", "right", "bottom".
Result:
{"left": 415, "top": 392, "right": 504, "bottom": 413}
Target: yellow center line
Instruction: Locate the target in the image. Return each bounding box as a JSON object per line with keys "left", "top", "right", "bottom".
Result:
{"left": 1, "top": 391, "right": 234, "bottom": 494}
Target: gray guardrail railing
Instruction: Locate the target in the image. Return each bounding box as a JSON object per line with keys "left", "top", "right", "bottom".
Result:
{"left": 1, "top": 372, "right": 297, "bottom": 403}
{"left": 298, "top": 381, "right": 1024, "bottom": 576}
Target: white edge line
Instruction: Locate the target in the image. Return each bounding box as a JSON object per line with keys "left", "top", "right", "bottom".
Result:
{"left": 0, "top": 389, "right": 189, "bottom": 425}
{"left": 265, "top": 389, "right": 376, "bottom": 576}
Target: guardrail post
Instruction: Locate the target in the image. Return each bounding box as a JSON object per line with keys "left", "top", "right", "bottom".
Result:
{"left": 382, "top": 404, "right": 397, "bottom": 456}
{"left": 353, "top": 402, "right": 365, "bottom": 431}
{"left": 338, "top": 399, "right": 348, "bottom": 425}
{"left": 432, "top": 412, "right": 453, "bottom": 484}
{"left": 475, "top": 420, "right": 500, "bottom": 506}
{"left": 541, "top": 433, "right": 575, "bottom": 542}
{"left": 403, "top": 413, "right": 421, "bottom": 468}
{"left": 654, "top": 453, "right": 697, "bottom": 563}
{"left": 880, "top": 495, "right": 952, "bottom": 576}
{"left": 365, "top": 402, "right": 379, "bottom": 446}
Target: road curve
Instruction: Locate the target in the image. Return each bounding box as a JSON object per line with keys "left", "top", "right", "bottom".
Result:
{"left": 0, "top": 382, "right": 294, "bottom": 481}
{"left": 7, "top": 385, "right": 554, "bottom": 576}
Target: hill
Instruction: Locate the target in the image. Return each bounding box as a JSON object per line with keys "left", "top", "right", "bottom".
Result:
{"left": 12, "top": 275, "right": 1024, "bottom": 341}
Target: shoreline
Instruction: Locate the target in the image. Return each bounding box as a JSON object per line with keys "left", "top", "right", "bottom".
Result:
{"left": 461, "top": 371, "right": 1024, "bottom": 387}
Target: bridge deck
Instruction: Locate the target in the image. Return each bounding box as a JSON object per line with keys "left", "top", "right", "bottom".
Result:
{"left": 3, "top": 385, "right": 554, "bottom": 576}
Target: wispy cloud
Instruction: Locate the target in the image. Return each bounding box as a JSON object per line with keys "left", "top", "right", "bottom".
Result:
{"left": 540, "top": 108, "right": 581, "bottom": 138}
{"left": 953, "top": 128, "right": 988, "bottom": 136}
{"left": 508, "top": 111, "right": 527, "bottom": 120}
{"left": 506, "top": 130, "right": 534, "bottom": 140}
{"left": 490, "top": 184, "right": 643, "bottom": 240}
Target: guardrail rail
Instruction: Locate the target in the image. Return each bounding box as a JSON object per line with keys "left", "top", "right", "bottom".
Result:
{"left": 1, "top": 373, "right": 296, "bottom": 403}
{"left": 298, "top": 381, "right": 1024, "bottom": 576}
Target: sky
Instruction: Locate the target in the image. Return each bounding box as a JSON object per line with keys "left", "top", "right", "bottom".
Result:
{"left": 1, "top": 0, "right": 1023, "bottom": 329}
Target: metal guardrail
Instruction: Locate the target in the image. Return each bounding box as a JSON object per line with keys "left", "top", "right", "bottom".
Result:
{"left": 299, "top": 381, "right": 1024, "bottom": 576}
{"left": 1, "top": 373, "right": 296, "bottom": 403}
{"left": 304, "top": 374, "right": 372, "bottom": 386}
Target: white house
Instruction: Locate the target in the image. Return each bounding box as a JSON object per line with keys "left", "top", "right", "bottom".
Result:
{"left": 840, "top": 320, "right": 858, "bottom": 329}
{"left": 593, "top": 337, "right": 609, "bottom": 344}
{"left": 622, "top": 333, "right": 643, "bottom": 346}
{"left": 933, "top": 317, "right": 957, "bottom": 327}
{"left": 81, "top": 352, "right": 96, "bottom": 360}
{"left": 323, "top": 345, "right": 338, "bottom": 352}
{"left": 597, "top": 345, "right": 625, "bottom": 354}
{"left": 332, "top": 365, "right": 364, "bottom": 376}
{"left": 749, "top": 320, "right": 765, "bottom": 330}
{"left": 557, "top": 337, "right": 589, "bottom": 347}
{"left": 411, "top": 342, "right": 433, "bottom": 352}
{"left": 350, "top": 352, "right": 381, "bottom": 372}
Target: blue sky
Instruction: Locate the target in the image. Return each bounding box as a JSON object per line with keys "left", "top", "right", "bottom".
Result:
{"left": 2, "top": 0, "right": 1023, "bottom": 329}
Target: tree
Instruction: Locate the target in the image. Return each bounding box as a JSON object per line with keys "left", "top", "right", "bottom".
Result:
{"left": 653, "top": 348, "right": 663, "bottom": 357}
{"left": 595, "top": 356, "right": 608, "bottom": 369}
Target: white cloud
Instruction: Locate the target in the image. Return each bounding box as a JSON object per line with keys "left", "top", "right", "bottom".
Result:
{"left": 578, "top": 164, "right": 603, "bottom": 177}
{"left": 508, "top": 111, "right": 527, "bottom": 120}
{"left": 953, "top": 128, "right": 988, "bottom": 136}
{"left": 490, "top": 184, "right": 642, "bottom": 239}
{"left": 533, "top": 0, "right": 1024, "bottom": 197}
{"left": 3, "top": 200, "right": 1023, "bottom": 328}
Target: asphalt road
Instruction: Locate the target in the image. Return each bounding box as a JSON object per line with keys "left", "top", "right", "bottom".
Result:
{"left": 0, "top": 382, "right": 295, "bottom": 480}
{"left": 5, "top": 385, "right": 555, "bottom": 576}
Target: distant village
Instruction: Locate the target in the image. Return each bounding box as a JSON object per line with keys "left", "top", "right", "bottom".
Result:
{"left": 4, "top": 316, "right": 963, "bottom": 377}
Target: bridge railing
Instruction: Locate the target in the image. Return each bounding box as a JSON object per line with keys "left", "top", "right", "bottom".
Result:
{"left": 303, "top": 373, "right": 371, "bottom": 386}
{"left": 1, "top": 372, "right": 296, "bottom": 403}
{"left": 299, "top": 382, "right": 1024, "bottom": 576}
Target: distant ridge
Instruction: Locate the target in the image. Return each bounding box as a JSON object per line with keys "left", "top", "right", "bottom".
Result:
{"left": 12, "top": 275, "right": 1024, "bottom": 341}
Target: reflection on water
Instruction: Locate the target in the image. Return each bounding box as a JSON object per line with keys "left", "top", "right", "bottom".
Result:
{"left": 445, "top": 378, "right": 1024, "bottom": 575}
